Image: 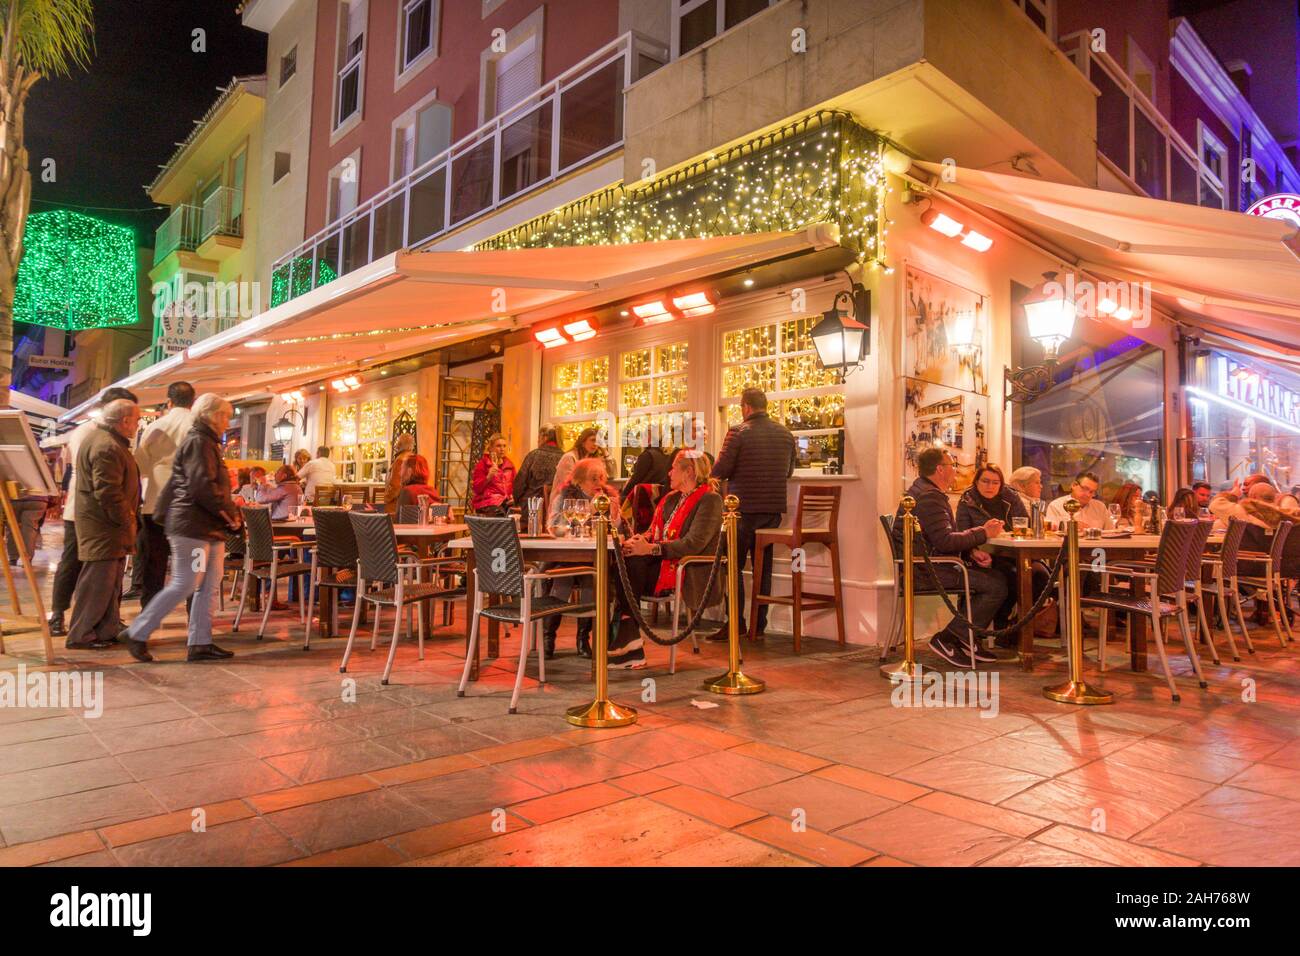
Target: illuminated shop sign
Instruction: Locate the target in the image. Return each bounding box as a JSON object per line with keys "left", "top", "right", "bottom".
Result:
{"left": 1214, "top": 354, "right": 1300, "bottom": 428}
{"left": 1245, "top": 193, "right": 1300, "bottom": 228}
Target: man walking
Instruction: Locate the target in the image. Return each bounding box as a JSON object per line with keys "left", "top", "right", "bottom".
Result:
{"left": 65, "top": 399, "right": 142, "bottom": 650}
{"left": 709, "top": 388, "right": 796, "bottom": 640}
{"left": 47, "top": 386, "right": 138, "bottom": 636}
{"left": 133, "top": 381, "right": 195, "bottom": 608}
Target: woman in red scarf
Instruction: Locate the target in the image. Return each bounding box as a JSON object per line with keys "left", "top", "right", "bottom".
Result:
{"left": 610, "top": 450, "right": 723, "bottom": 668}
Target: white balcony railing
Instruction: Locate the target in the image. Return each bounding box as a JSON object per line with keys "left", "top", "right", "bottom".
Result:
{"left": 153, "top": 204, "right": 202, "bottom": 263}
{"left": 270, "top": 31, "right": 667, "bottom": 306}
{"left": 200, "top": 186, "right": 245, "bottom": 243}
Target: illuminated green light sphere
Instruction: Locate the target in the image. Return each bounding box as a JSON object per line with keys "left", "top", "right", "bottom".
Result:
{"left": 13, "top": 209, "right": 139, "bottom": 330}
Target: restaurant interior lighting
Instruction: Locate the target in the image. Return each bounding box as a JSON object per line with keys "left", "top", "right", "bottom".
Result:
{"left": 563, "top": 317, "right": 599, "bottom": 342}
{"left": 959, "top": 229, "right": 992, "bottom": 252}
{"left": 671, "top": 291, "right": 716, "bottom": 318}
{"left": 1005, "top": 271, "right": 1076, "bottom": 406}
{"left": 1097, "top": 296, "right": 1118, "bottom": 315}
{"left": 921, "top": 207, "right": 964, "bottom": 238}
{"left": 244, "top": 339, "right": 270, "bottom": 348}
{"left": 810, "top": 283, "right": 871, "bottom": 382}
{"left": 331, "top": 377, "right": 362, "bottom": 393}
{"left": 1111, "top": 305, "right": 1134, "bottom": 321}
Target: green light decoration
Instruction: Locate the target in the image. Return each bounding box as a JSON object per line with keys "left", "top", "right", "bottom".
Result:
{"left": 270, "top": 255, "right": 339, "bottom": 307}
{"left": 13, "top": 209, "right": 139, "bottom": 330}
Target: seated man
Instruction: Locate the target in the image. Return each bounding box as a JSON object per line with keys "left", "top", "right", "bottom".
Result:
{"left": 894, "top": 448, "right": 1009, "bottom": 668}
{"left": 1045, "top": 471, "right": 1113, "bottom": 531}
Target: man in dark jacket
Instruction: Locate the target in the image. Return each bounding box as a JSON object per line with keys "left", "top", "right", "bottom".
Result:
{"left": 513, "top": 425, "right": 563, "bottom": 504}
{"left": 894, "top": 447, "right": 1007, "bottom": 668}
{"left": 120, "top": 394, "right": 241, "bottom": 662}
{"left": 66, "top": 399, "right": 141, "bottom": 649}
{"left": 710, "top": 388, "right": 797, "bottom": 639}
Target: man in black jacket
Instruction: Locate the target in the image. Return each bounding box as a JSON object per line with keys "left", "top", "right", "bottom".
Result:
{"left": 895, "top": 447, "right": 1007, "bottom": 667}
{"left": 710, "top": 388, "right": 797, "bottom": 639}
{"left": 513, "top": 425, "right": 563, "bottom": 504}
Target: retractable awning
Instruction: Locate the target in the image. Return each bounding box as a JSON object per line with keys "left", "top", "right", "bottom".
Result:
{"left": 914, "top": 162, "right": 1300, "bottom": 352}
{"left": 60, "top": 225, "right": 842, "bottom": 421}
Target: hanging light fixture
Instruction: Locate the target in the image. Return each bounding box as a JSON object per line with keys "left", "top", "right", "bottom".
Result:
{"left": 810, "top": 284, "right": 871, "bottom": 382}
{"left": 1005, "top": 271, "right": 1077, "bottom": 405}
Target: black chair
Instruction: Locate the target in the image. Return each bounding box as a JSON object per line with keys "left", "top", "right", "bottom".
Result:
{"left": 1091, "top": 519, "right": 1205, "bottom": 702}
{"left": 340, "top": 511, "right": 459, "bottom": 685}
{"left": 456, "top": 516, "right": 596, "bottom": 713}
{"left": 1236, "top": 519, "right": 1294, "bottom": 647}
{"left": 1206, "top": 518, "right": 1255, "bottom": 656}
{"left": 221, "top": 526, "right": 246, "bottom": 612}
{"left": 877, "top": 514, "right": 977, "bottom": 666}
{"left": 233, "top": 506, "right": 312, "bottom": 639}
{"left": 303, "top": 508, "right": 359, "bottom": 650}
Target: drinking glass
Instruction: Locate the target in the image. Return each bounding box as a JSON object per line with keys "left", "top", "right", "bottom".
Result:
{"left": 1012, "top": 516, "right": 1028, "bottom": 538}
{"left": 576, "top": 499, "right": 592, "bottom": 538}
{"left": 562, "top": 499, "right": 580, "bottom": 538}
{"left": 1170, "top": 506, "right": 1185, "bottom": 521}
{"left": 417, "top": 494, "right": 431, "bottom": 526}
{"left": 1108, "top": 503, "right": 1122, "bottom": 527}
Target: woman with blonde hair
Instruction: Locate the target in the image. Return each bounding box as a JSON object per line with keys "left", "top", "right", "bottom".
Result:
{"left": 470, "top": 432, "right": 516, "bottom": 516}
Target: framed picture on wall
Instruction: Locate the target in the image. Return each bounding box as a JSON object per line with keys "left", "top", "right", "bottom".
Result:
{"left": 902, "top": 378, "right": 989, "bottom": 493}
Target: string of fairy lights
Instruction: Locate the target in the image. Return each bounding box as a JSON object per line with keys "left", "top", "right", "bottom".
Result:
{"left": 14, "top": 209, "right": 139, "bottom": 330}
{"left": 476, "top": 110, "right": 888, "bottom": 267}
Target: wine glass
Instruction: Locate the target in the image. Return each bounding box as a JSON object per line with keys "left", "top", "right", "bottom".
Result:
{"left": 562, "top": 498, "right": 580, "bottom": 538}
{"left": 1170, "top": 506, "right": 1185, "bottom": 521}
{"left": 575, "top": 499, "right": 592, "bottom": 538}
{"left": 1108, "top": 503, "right": 1122, "bottom": 528}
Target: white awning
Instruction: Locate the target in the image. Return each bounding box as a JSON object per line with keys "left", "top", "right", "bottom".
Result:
{"left": 914, "top": 162, "right": 1300, "bottom": 352}
{"left": 62, "top": 225, "right": 841, "bottom": 421}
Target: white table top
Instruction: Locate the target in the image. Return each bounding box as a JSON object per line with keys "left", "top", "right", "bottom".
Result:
{"left": 987, "top": 532, "right": 1223, "bottom": 550}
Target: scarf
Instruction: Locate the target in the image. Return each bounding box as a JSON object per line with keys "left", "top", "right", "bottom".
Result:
{"left": 650, "top": 484, "right": 710, "bottom": 594}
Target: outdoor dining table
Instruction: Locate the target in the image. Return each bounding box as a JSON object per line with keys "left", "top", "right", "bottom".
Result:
{"left": 270, "top": 520, "right": 469, "bottom": 637}
{"left": 986, "top": 531, "right": 1223, "bottom": 673}
{"left": 443, "top": 532, "right": 615, "bottom": 681}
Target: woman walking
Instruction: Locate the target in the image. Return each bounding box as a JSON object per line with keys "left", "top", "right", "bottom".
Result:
{"left": 118, "top": 394, "right": 241, "bottom": 662}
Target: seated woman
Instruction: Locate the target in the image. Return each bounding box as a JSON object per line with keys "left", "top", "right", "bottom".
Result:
{"left": 955, "top": 463, "right": 1036, "bottom": 647}
{"left": 613, "top": 450, "right": 724, "bottom": 668}
{"left": 542, "top": 458, "right": 623, "bottom": 659}
{"left": 1168, "top": 486, "right": 1198, "bottom": 518}
{"left": 395, "top": 454, "right": 441, "bottom": 509}
{"left": 254, "top": 464, "right": 303, "bottom": 520}
{"left": 1110, "top": 481, "right": 1142, "bottom": 529}
{"left": 470, "top": 433, "right": 515, "bottom": 516}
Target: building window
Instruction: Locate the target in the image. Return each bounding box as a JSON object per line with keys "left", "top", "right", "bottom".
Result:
{"left": 1198, "top": 121, "right": 1228, "bottom": 209}
{"left": 551, "top": 356, "right": 610, "bottom": 457}
{"left": 330, "top": 391, "right": 417, "bottom": 482}
{"left": 328, "top": 151, "right": 360, "bottom": 221}
{"left": 672, "top": 0, "right": 776, "bottom": 59}
{"left": 273, "top": 151, "right": 291, "bottom": 184}
{"left": 719, "top": 317, "right": 845, "bottom": 471}
{"left": 1012, "top": 0, "right": 1054, "bottom": 37}
{"left": 402, "top": 0, "right": 435, "bottom": 70}
{"left": 392, "top": 97, "right": 451, "bottom": 181}
{"left": 335, "top": 0, "right": 367, "bottom": 130}
{"left": 279, "top": 45, "right": 297, "bottom": 86}
{"left": 1126, "top": 36, "right": 1155, "bottom": 101}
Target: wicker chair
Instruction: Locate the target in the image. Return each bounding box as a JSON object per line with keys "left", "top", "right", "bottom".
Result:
{"left": 1236, "top": 519, "right": 1294, "bottom": 647}
{"left": 232, "top": 506, "right": 312, "bottom": 640}
{"left": 303, "top": 508, "right": 359, "bottom": 650}
{"left": 1203, "top": 517, "right": 1250, "bottom": 658}
{"left": 1091, "top": 519, "right": 1205, "bottom": 701}
{"left": 339, "top": 511, "right": 459, "bottom": 685}
{"left": 456, "top": 516, "right": 596, "bottom": 713}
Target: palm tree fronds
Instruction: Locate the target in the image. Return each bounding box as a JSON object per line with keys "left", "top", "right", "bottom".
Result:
{"left": 0, "top": 0, "right": 94, "bottom": 77}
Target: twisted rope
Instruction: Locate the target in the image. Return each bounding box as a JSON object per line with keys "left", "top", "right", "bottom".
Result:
{"left": 607, "top": 531, "right": 727, "bottom": 646}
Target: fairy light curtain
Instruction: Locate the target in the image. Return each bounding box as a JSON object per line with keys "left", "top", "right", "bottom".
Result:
{"left": 14, "top": 210, "right": 139, "bottom": 329}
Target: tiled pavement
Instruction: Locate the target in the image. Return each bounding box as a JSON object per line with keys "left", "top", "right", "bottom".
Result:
{"left": 2, "top": 538, "right": 1300, "bottom": 867}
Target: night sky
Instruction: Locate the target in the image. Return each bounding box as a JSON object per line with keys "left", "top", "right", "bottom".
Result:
{"left": 26, "top": 0, "right": 267, "bottom": 244}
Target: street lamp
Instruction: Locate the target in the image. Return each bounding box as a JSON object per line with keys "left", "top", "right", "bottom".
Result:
{"left": 810, "top": 284, "right": 871, "bottom": 382}
{"left": 273, "top": 408, "right": 306, "bottom": 443}
{"left": 1004, "top": 272, "right": 1076, "bottom": 405}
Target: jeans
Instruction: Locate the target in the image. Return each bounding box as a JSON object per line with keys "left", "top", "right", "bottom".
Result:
{"left": 127, "top": 536, "right": 225, "bottom": 647}
{"left": 923, "top": 562, "right": 1011, "bottom": 644}
{"left": 734, "top": 512, "right": 781, "bottom": 632}
{"left": 5, "top": 498, "right": 45, "bottom": 562}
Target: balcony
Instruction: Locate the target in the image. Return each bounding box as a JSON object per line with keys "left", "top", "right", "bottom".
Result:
{"left": 270, "top": 31, "right": 667, "bottom": 307}
{"left": 153, "top": 204, "right": 202, "bottom": 264}
{"left": 198, "top": 186, "right": 245, "bottom": 259}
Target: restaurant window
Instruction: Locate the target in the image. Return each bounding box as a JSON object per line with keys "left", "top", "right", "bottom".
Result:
{"left": 1198, "top": 122, "right": 1229, "bottom": 210}
{"left": 719, "top": 316, "right": 845, "bottom": 473}
{"left": 1011, "top": 281, "right": 1165, "bottom": 501}
{"left": 617, "top": 341, "right": 689, "bottom": 476}
{"left": 330, "top": 403, "right": 358, "bottom": 481}
{"left": 672, "top": 0, "right": 777, "bottom": 59}
{"left": 329, "top": 391, "right": 418, "bottom": 483}
{"left": 551, "top": 356, "right": 609, "bottom": 452}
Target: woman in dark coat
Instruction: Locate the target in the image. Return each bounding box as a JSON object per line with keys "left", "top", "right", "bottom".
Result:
{"left": 955, "top": 463, "right": 1035, "bottom": 645}
{"left": 121, "top": 395, "right": 242, "bottom": 662}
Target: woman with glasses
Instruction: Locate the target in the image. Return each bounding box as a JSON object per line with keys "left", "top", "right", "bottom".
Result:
{"left": 956, "top": 463, "right": 1032, "bottom": 646}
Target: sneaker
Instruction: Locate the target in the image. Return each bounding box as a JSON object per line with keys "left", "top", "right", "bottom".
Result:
{"left": 967, "top": 641, "right": 998, "bottom": 663}
{"left": 928, "top": 634, "right": 973, "bottom": 668}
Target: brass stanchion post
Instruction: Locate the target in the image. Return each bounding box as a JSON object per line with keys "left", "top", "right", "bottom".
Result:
{"left": 566, "top": 495, "right": 638, "bottom": 727}
{"left": 1043, "top": 498, "right": 1114, "bottom": 705}
{"left": 705, "top": 495, "right": 765, "bottom": 695}
{"left": 881, "top": 495, "right": 920, "bottom": 681}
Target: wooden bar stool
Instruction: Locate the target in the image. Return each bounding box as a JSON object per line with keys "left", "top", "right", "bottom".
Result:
{"left": 748, "top": 485, "right": 846, "bottom": 653}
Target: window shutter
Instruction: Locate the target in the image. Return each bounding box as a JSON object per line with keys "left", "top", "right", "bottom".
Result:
{"left": 415, "top": 102, "right": 452, "bottom": 167}
{"left": 494, "top": 35, "right": 538, "bottom": 115}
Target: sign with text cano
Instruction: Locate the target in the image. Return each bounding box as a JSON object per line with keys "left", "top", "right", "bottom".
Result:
{"left": 27, "top": 355, "right": 74, "bottom": 371}
{"left": 1245, "top": 192, "right": 1300, "bottom": 228}
{"left": 1214, "top": 354, "right": 1300, "bottom": 428}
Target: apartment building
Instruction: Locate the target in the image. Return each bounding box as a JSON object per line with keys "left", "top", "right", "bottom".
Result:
{"left": 88, "top": 0, "right": 1300, "bottom": 647}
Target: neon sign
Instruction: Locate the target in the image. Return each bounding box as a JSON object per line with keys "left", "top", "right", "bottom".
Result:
{"left": 1214, "top": 354, "right": 1300, "bottom": 428}
{"left": 1245, "top": 193, "right": 1300, "bottom": 228}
